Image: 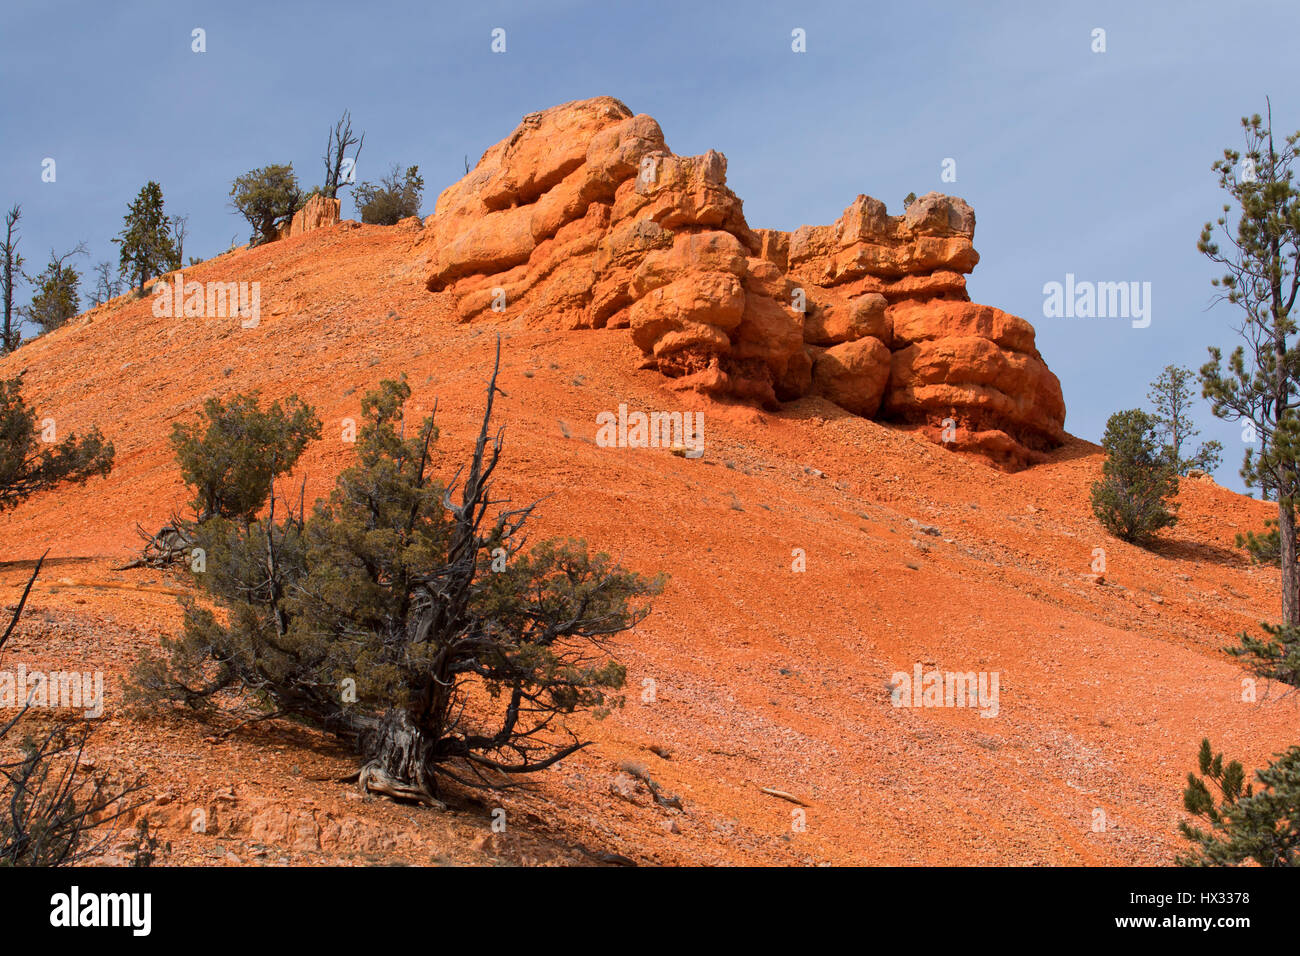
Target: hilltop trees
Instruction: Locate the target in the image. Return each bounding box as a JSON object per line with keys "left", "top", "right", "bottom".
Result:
{"left": 133, "top": 349, "right": 662, "bottom": 804}
{"left": 0, "top": 376, "right": 114, "bottom": 512}
{"left": 22, "top": 243, "right": 87, "bottom": 336}
{"left": 115, "top": 182, "right": 179, "bottom": 293}
{"left": 1, "top": 205, "right": 22, "bottom": 353}
{"left": 170, "top": 213, "right": 189, "bottom": 266}
{"left": 354, "top": 164, "right": 423, "bottom": 224}
{"left": 1090, "top": 409, "right": 1180, "bottom": 544}
{"left": 88, "top": 260, "right": 125, "bottom": 308}
{"left": 1198, "top": 102, "right": 1300, "bottom": 625}
{"left": 1147, "top": 365, "right": 1222, "bottom": 475}
{"left": 230, "top": 165, "right": 302, "bottom": 246}
{"left": 321, "top": 110, "right": 364, "bottom": 200}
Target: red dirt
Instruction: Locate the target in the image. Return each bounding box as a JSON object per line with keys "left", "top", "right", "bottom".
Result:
{"left": 0, "top": 222, "right": 1289, "bottom": 866}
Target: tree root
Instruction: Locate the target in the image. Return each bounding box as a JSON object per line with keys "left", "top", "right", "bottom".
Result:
{"left": 348, "top": 763, "right": 447, "bottom": 810}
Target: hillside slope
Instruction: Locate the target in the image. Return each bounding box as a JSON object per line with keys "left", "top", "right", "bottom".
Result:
{"left": 0, "top": 221, "right": 1288, "bottom": 866}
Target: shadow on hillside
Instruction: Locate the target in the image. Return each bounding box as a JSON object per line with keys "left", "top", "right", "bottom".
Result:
{"left": 1148, "top": 534, "right": 1250, "bottom": 569}
{"left": 0, "top": 555, "right": 105, "bottom": 572}
{"left": 145, "top": 707, "right": 642, "bottom": 865}
{"left": 771, "top": 396, "right": 860, "bottom": 423}
{"left": 1040, "top": 435, "right": 1102, "bottom": 466}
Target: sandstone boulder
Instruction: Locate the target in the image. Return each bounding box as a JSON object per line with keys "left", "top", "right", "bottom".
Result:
{"left": 812, "top": 337, "right": 892, "bottom": 417}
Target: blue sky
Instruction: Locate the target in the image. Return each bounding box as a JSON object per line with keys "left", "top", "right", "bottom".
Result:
{"left": 2, "top": 0, "right": 1297, "bottom": 493}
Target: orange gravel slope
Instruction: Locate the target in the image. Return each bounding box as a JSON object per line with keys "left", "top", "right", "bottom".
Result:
{"left": 0, "top": 221, "right": 1290, "bottom": 866}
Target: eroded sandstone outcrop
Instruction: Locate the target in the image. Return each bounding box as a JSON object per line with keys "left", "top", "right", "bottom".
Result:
{"left": 414, "top": 96, "right": 1065, "bottom": 468}
{"left": 277, "top": 194, "right": 341, "bottom": 240}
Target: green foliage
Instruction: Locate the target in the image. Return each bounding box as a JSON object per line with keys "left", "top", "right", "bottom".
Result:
{"left": 354, "top": 165, "right": 424, "bottom": 225}
{"left": 0, "top": 377, "right": 114, "bottom": 512}
{"left": 1090, "top": 408, "right": 1179, "bottom": 543}
{"left": 168, "top": 391, "right": 321, "bottom": 524}
{"left": 22, "top": 247, "right": 84, "bottom": 336}
{"left": 1147, "top": 364, "right": 1222, "bottom": 475}
{"left": 134, "top": 359, "right": 663, "bottom": 798}
{"left": 1236, "top": 517, "right": 1286, "bottom": 565}
{"left": 1179, "top": 738, "right": 1300, "bottom": 866}
{"left": 114, "top": 182, "right": 179, "bottom": 292}
{"left": 903, "top": 191, "right": 918, "bottom": 209}
{"left": 229, "top": 164, "right": 302, "bottom": 246}
{"left": 1228, "top": 619, "right": 1300, "bottom": 692}
{"left": 1198, "top": 105, "right": 1300, "bottom": 623}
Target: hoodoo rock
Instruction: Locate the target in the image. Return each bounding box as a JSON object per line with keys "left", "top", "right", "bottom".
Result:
{"left": 415, "top": 96, "right": 1065, "bottom": 468}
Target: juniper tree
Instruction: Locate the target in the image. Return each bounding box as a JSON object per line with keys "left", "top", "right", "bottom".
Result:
{"left": 1198, "top": 101, "right": 1300, "bottom": 624}
{"left": 133, "top": 347, "right": 663, "bottom": 804}
{"left": 169, "top": 391, "right": 321, "bottom": 524}
{"left": 230, "top": 165, "right": 302, "bottom": 246}
{"left": 1090, "top": 409, "right": 1179, "bottom": 544}
{"left": 0, "top": 377, "right": 114, "bottom": 512}
{"left": 1147, "top": 364, "right": 1222, "bottom": 474}
{"left": 354, "top": 164, "right": 423, "bottom": 225}
{"left": 114, "top": 182, "right": 178, "bottom": 293}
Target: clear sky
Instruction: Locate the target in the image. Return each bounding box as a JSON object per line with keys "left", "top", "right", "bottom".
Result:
{"left": 2, "top": 0, "right": 1297, "bottom": 493}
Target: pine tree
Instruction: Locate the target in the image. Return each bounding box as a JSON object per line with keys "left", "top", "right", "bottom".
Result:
{"left": 1180, "top": 738, "right": 1300, "bottom": 866}
{"left": 1147, "top": 364, "right": 1222, "bottom": 474}
{"left": 169, "top": 391, "right": 321, "bottom": 524}
{"left": 1199, "top": 101, "right": 1300, "bottom": 624}
{"left": 114, "top": 182, "right": 178, "bottom": 293}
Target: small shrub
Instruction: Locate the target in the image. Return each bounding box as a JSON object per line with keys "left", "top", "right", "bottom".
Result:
{"left": 0, "top": 377, "right": 114, "bottom": 512}
{"left": 1090, "top": 408, "right": 1179, "bottom": 543}
{"left": 354, "top": 165, "right": 423, "bottom": 225}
